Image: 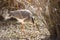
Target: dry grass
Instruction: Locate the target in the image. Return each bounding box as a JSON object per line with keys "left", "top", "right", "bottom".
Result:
{"left": 0, "top": 15, "right": 50, "bottom": 40}
{"left": 0, "top": 0, "right": 57, "bottom": 40}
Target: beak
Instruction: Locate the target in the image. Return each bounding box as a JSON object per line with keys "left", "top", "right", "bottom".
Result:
{"left": 31, "top": 17, "right": 34, "bottom": 24}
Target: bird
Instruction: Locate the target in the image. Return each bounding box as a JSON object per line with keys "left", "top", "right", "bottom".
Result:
{"left": 4, "top": 9, "right": 34, "bottom": 31}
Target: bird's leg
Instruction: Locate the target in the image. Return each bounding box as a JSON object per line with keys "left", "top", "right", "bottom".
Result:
{"left": 16, "top": 18, "right": 26, "bottom": 32}
{"left": 21, "top": 23, "right": 24, "bottom": 31}
{"left": 21, "top": 23, "right": 25, "bottom": 32}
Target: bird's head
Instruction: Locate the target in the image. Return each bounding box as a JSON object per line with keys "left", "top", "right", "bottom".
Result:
{"left": 4, "top": 14, "right": 11, "bottom": 20}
